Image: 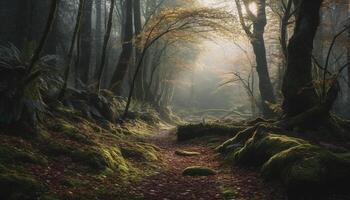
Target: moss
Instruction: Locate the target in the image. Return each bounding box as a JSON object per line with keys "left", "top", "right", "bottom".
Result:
{"left": 121, "top": 143, "right": 158, "bottom": 162}
{"left": 44, "top": 141, "right": 109, "bottom": 171}
{"left": 0, "top": 145, "right": 47, "bottom": 166}
{"left": 262, "top": 144, "right": 350, "bottom": 197}
{"left": 219, "top": 186, "right": 236, "bottom": 199}
{"left": 175, "top": 150, "right": 200, "bottom": 156}
{"left": 233, "top": 132, "right": 306, "bottom": 167}
{"left": 182, "top": 166, "right": 217, "bottom": 176}
{"left": 51, "top": 120, "right": 93, "bottom": 145}
{"left": 98, "top": 146, "right": 130, "bottom": 174}
{"left": 216, "top": 126, "right": 257, "bottom": 153}
{"left": 0, "top": 173, "right": 44, "bottom": 200}
{"left": 71, "top": 150, "right": 108, "bottom": 171}
{"left": 177, "top": 123, "right": 242, "bottom": 141}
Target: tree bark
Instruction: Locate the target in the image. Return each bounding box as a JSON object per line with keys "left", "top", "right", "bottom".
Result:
{"left": 282, "top": 0, "right": 323, "bottom": 117}
{"left": 94, "top": 0, "right": 103, "bottom": 81}
{"left": 109, "top": 0, "right": 134, "bottom": 94}
{"left": 235, "top": 0, "right": 275, "bottom": 117}
{"left": 96, "top": 0, "right": 116, "bottom": 91}
{"left": 133, "top": 0, "right": 145, "bottom": 100}
{"left": 60, "top": 0, "right": 85, "bottom": 99}
{"left": 251, "top": 0, "right": 276, "bottom": 117}
{"left": 77, "top": 0, "right": 93, "bottom": 85}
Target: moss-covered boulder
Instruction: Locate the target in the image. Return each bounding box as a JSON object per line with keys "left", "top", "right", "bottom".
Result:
{"left": 262, "top": 144, "right": 350, "bottom": 197}
{"left": 233, "top": 132, "right": 306, "bottom": 167}
{"left": 177, "top": 123, "right": 242, "bottom": 141}
{"left": 182, "top": 166, "right": 217, "bottom": 176}
{"left": 0, "top": 173, "right": 44, "bottom": 200}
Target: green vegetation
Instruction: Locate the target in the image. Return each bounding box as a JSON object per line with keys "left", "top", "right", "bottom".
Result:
{"left": 217, "top": 126, "right": 350, "bottom": 196}
{"left": 0, "top": 103, "right": 164, "bottom": 199}
{"left": 182, "top": 166, "right": 217, "bottom": 176}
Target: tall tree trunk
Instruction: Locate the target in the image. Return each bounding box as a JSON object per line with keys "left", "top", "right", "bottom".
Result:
{"left": 252, "top": 0, "right": 275, "bottom": 117}
{"left": 60, "top": 0, "right": 85, "bottom": 99}
{"left": 133, "top": 0, "right": 145, "bottom": 100}
{"left": 96, "top": 0, "right": 116, "bottom": 91}
{"left": 109, "top": 0, "right": 134, "bottom": 94}
{"left": 77, "top": 0, "right": 93, "bottom": 85}
{"left": 347, "top": 5, "right": 350, "bottom": 104}
{"left": 282, "top": 0, "right": 323, "bottom": 117}
{"left": 94, "top": 0, "right": 103, "bottom": 82}
{"left": 235, "top": 0, "right": 275, "bottom": 117}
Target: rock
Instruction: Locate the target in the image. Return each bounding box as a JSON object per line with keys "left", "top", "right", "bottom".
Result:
{"left": 175, "top": 150, "right": 201, "bottom": 156}
{"left": 182, "top": 166, "right": 217, "bottom": 176}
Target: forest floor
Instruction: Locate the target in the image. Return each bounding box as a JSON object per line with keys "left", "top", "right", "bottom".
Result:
{"left": 126, "top": 129, "right": 287, "bottom": 200}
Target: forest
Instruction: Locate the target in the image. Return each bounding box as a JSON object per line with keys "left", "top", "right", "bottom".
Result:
{"left": 0, "top": 0, "right": 350, "bottom": 199}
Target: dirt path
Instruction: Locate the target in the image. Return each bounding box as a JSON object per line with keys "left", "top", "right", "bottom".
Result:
{"left": 130, "top": 129, "right": 286, "bottom": 200}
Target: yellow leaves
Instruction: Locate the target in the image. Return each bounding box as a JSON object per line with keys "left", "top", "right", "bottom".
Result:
{"left": 135, "top": 7, "right": 239, "bottom": 51}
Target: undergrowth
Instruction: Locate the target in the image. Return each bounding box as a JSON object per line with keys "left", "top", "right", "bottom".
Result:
{"left": 0, "top": 101, "right": 169, "bottom": 199}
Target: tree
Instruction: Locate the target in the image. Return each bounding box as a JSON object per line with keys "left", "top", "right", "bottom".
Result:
{"left": 281, "top": 0, "right": 323, "bottom": 118}
{"left": 77, "top": 0, "right": 93, "bottom": 85}
{"left": 235, "top": 0, "right": 276, "bottom": 117}
{"left": 96, "top": 0, "right": 116, "bottom": 91}
{"left": 109, "top": 0, "right": 134, "bottom": 94}
{"left": 94, "top": 0, "right": 103, "bottom": 81}
{"left": 60, "top": 0, "right": 85, "bottom": 99}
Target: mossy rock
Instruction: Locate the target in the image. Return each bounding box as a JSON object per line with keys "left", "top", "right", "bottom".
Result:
{"left": 233, "top": 132, "right": 306, "bottom": 167}
{"left": 262, "top": 144, "right": 350, "bottom": 197}
{"left": 175, "top": 150, "right": 200, "bottom": 156}
{"left": 0, "top": 145, "right": 47, "bottom": 166}
{"left": 182, "top": 166, "right": 217, "bottom": 176}
{"left": 0, "top": 173, "right": 44, "bottom": 200}
{"left": 177, "top": 123, "right": 242, "bottom": 141}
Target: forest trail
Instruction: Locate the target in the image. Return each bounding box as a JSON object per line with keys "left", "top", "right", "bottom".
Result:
{"left": 129, "top": 129, "right": 286, "bottom": 200}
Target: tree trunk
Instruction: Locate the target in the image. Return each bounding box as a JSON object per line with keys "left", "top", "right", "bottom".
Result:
{"left": 77, "top": 0, "right": 93, "bottom": 85}
{"left": 133, "top": 0, "right": 145, "bottom": 100}
{"left": 94, "top": 0, "right": 103, "bottom": 81}
{"left": 60, "top": 0, "right": 85, "bottom": 99}
{"left": 252, "top": 0, "right": 275, "bottom": 117}
{"left": 109, "top": 0, "right": 134, "bottom": 94}
{"left": 96, "top": 0, "right": 116, "bottom": 91}
{"left": 282, "top": 0, "right": 323, "bottom": 117}
{"left": 347, "top": 3, "right": 350, "bottom": 104}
